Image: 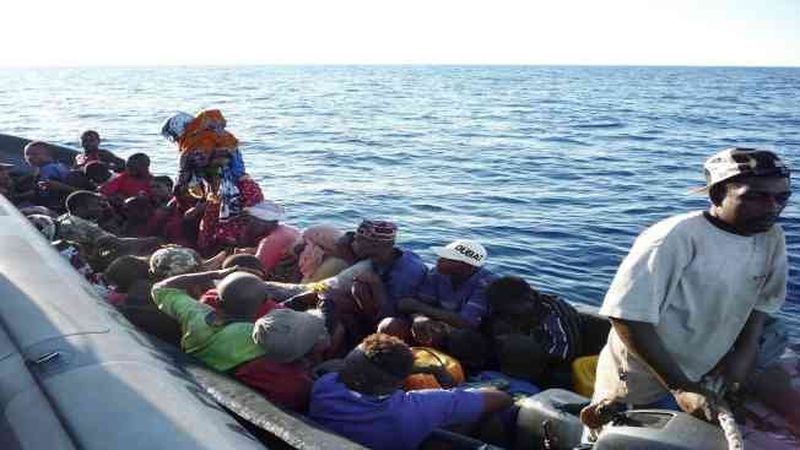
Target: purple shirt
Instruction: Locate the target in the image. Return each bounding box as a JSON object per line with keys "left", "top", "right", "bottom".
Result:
{"left": 309, "top": 373, "right": 484, "bottom": 450}
{"left": 374, "top": 250, "right": 428, "bottom": 317}
{"left": 418, "top": 267, "right": 496, "bottom": 328}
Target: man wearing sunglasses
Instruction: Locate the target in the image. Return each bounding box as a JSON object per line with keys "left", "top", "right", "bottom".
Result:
{"left": 590, "top": 148, "right": 792, "bottom": 425}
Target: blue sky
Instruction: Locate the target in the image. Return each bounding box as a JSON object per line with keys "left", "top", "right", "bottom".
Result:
{"left": 3, "top": 0, "right": 798, "bottom": 67}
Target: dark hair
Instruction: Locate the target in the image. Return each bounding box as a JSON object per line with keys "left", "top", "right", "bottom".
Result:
{"left": 222, "top": 254, "right": 265, "bottom": 273}
{"left": 445, "top": 329, "right": 488, "bottom": 373}
{"left": 65, "top": 190, "right": 100, "bottom": 214}
{"left": 84, "top": 161, "right": 112, "bottom": 183}
{"left": 217, "top": 273, "right": 266, "bottom": 321}
{"left": 127, "top": 153, "right": 150, "bottom": 166}
{"left": 104, "top": 255, "right": 150, "bottom": 292}
{"left": 486, "top": 275, "right": 535, "bottom": 309}
{"left": 359, "top": 333, "right": 414, "bottom": 378}
{"left": 80, "top": 130, "right": 100, "bottom": 140}
{"left": 152, "top": 175, "right": 174, "bottom": 190}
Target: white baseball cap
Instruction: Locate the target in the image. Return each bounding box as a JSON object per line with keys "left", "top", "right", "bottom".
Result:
{"left": 431, "top": 240, "right": 487, "bottom": 267}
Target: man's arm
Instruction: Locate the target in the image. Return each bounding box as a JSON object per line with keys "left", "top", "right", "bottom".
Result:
{"left": 154, "top": 267, "right": 237, "bottom": 292}
{"left": 611, "top": 318, "right": 702, "bottom": 393}
{"left": 713, "top": 310, "right": 767, "bottom": 390}
{"left": 399, "top": 297, "right": 470, "bottom": 328}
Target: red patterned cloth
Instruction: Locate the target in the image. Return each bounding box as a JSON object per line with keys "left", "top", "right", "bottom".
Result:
{"left": 197, "top": 176, "right": 264, "bottom": 254}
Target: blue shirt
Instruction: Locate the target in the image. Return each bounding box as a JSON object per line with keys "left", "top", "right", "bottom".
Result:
{"left": 309, "top": 373, "right": 484, "bottom": 450}
{"left": 37, "top": 161, "right": 70, "bottom": 182}
{"left": 418, "top": 267, "right": 496, "bottom": 327}
{"left": 374, "top": 250, "right": 428, "bottom": 317}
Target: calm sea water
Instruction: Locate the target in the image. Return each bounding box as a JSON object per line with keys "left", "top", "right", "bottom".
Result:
{"left": 2, "top": 65, "right": 798, "bottom": 340}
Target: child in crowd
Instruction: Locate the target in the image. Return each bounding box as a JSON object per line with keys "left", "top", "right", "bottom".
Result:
{"left": 121, "top": 195, "right": 155, "bottom": 237}
{"left": 75, "top": 130, "right": 126, "bottom": 171}
{"left": 19, "top": 141, "right": 74, "bottom": 210}
{"left": 150, "top": 175, "right": 173, "bottom": 207}
{"left": 100, "top": 153, "right": 153, "bottom": 200}
{"left": 309, "top": 333, "right": 513, "bottom": 450}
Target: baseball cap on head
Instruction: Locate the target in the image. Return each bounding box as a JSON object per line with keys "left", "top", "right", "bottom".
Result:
{"left": 431, "top": 240, "right": 487, "bottom": 267}
{"left": 696, "top": 147, "right": 790, "bottom": 192}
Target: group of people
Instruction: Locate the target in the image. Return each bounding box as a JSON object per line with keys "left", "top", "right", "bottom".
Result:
{"left": 1, "top": 110, "right": 797, "bottom": 449}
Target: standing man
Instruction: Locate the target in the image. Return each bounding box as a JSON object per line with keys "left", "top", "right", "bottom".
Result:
{"left": 591, "top": 147, "right": 790, "bottom": 415}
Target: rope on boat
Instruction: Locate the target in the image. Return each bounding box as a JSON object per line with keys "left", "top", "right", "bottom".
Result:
{"left": 716, "top": 401, "right": 744, "bottom": 450}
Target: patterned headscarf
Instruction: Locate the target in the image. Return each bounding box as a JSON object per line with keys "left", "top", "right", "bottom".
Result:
{"left": 356, "top": 220, "right": 397, "bottom": 243}
{"left": 298, "top": 224, "right": 343, "bottom": 279}
{"left": 160, "top": 112, "right": 194, "bottom": 143}
{"left": 149, "top": 246, "right": 202, "bottom": 279}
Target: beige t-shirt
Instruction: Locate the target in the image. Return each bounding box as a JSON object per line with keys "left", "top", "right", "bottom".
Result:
{"left": 594, "top": 211, "right": 787, "bottom": 404}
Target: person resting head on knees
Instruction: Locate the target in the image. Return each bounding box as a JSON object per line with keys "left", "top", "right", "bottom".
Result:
{"left": 486, "top": 275, "right": 582, "bottom": 369}
{"left": 309, "top": 333, "right": 513, "bottom": 450}
{"left": 222, "top": 253, "right": 266, "bottom": 279}
{"left": 150, "top": 267, "right": 268, "bottom": 373}
{"left": 233, "top": 308, "right": 331, "bottom": 412}
{"left": 103, "top": 254, "right": 153, "bottom": 306}
{"left": 65, "top": 190, "right": 110, "bottom": 222}
{"left": 397, "top": 239, "right": 495, "bottom": 348}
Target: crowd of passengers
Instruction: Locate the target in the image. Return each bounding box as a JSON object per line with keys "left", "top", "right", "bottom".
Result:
{"left": 0, "top": 112, "right": 589, "bottom": 449}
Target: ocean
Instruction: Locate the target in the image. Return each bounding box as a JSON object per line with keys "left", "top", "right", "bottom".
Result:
{"left": 1, "top": 65, "right": 798, "bottom": 340}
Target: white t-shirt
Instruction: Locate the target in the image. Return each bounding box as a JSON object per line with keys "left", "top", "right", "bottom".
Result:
{"left": 594, "top": 211, "right": 787, "bottom": 405}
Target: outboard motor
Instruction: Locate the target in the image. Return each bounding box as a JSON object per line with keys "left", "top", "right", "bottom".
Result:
{"left": 515, "top": 389, "right": 588, "bottom": 450}
{"left": 593, "top": 409, "right": 728, "bottom": 450}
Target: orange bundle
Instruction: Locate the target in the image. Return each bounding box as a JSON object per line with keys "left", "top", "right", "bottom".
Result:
{"left": 177, "top": 109, "right": 239, "bottom": 157}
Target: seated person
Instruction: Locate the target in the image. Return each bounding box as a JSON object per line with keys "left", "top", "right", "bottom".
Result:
{"left": 398, "top": 239, "right": 496, "bottom": 347}
{"left": 19, "top": 141, "right": 74, "bottom": 210}
{"left": 297, "top": 224, "right": 350, "bottom": 283}
{"left": 309, "top": 333, "right": 513, "bottom": 450}
{"left": 0, "top": 162, "right": 15, "bottom": 199}
{"left": 149, "top": 175, "right": 173, "bottom": 207}
{"left": 120, "top": 195, "right": 155, "bottom": 237}
{"left": 144, "top": 184, "right": 203, "bottom": 248}
{"left": 83, "top": 161, "right": 114, "bottom": 188}
{"left": 236, "top": 308, "right": 330, "bottom": 412}
{"left": 237, "top": 200, "right": 300, "bottom": 276}
{"left": 75, "top": 130, "right": 126, "bottom": 172}
{"left": 55, "top": 191, "right": 162, "bottom": 270}
{"left": 100, "top": 152, "right": 153, "bottom": 200}
{"left": 485, "top": 276, "right": 582, "bottom": 386}
{"left": 199, "top": 254, "right": 275, "bottom": 318}
{"left": 150, "top": 269, "right": 267, "bottom": 372}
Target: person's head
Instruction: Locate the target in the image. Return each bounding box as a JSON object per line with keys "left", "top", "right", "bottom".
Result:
{"left": 148, "top": 246, "right": 202, "bottom": 280}
{"left": 339, "top": 333, "right": 414, "bottom": 396}
{"left": 125, "top": 153, "right": 151, "bottom": 178}
{"left": 702, "top": 148, "right": 791, "bottom": 235}
{"left": 23, "top": 141, "right": 53, "bottom": 167}
{"left": 496, "top": 334, "right": 547, "bottom": 382}
{"left": 83, "top": 161, "right": 113, "bottom": 185}
{"left": 0, "top": 163, "right": 14, "bottom": 193}
{"left": 150, "top": 176, "right": 173, "bottom": 205}
{"left": 486, "top": 276, "right": 543, "bottom": 322}
{"left": 298, "top": 224, "right": 343, "bottom": 278}
{"left": 222, "top": 253, "right": 266, "bottom": 279}
{"left": 431, "top": 239, "right": 487, "bottom": 280}
{"left": 240, "top": 200, "right": 285, "bottom": 246}
{"left": 352, "top": 220, "right": 397, "bottom": 260}
{"left": 27, "top": 214, "right": 57, "bottom": 241}
{"left": 123, "top": 195, "right": 153, "bottom": 224}
{"left": 444, "top": 329, "right": 489, "bottom": 374}
{"left": 252, "top": 309, "right": 329, "bottom": 364}
{"left": 160, "top": 112, "right": 194, "bottom": 143}
{"left": 80, "top": 130, "right": 101, "bottom": 152}
{"left": 216, "top": 272, "right": 268, "bottom": 322}
{"left": 65, "top": 190, "right": 108, "bottom": 220}
{"left": 104, "top": 255, "right": 150, "bottom": 293}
